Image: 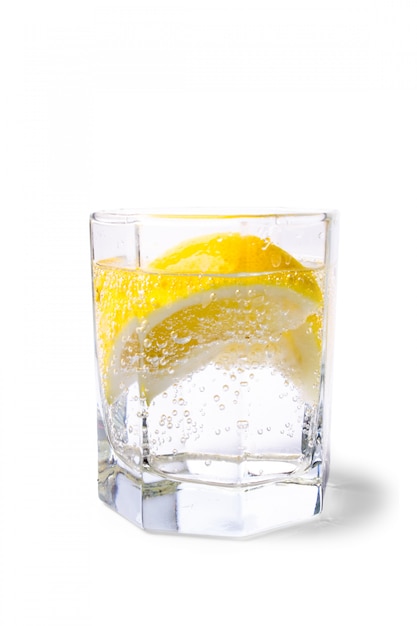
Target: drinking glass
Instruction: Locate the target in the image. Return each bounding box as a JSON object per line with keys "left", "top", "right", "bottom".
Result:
{"left": 90, "top": 211, "right": 338, "bottom": 537}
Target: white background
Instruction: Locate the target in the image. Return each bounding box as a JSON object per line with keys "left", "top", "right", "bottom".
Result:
{"left": 0, "top": 1, "right": 414, "bottom": 624}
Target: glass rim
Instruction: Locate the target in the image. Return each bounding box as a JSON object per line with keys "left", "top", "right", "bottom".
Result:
{"left": 90, "top": 209, "right": 337, "bottom": 224}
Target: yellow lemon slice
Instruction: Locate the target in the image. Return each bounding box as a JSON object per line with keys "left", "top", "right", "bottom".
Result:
{"left": 93, "top": 233, "right": 323, "bottom": 404}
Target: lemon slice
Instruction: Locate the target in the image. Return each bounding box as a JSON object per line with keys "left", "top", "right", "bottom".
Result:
{"left": 108, "top": 284, "right": 320, "bottom": 401}
{"left": 93, "top": 233, "right": 323, "bottom": 404}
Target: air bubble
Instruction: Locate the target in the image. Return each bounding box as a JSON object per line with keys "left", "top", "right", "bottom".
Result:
{"left": 174, "top": 335, "right": 191, "bottom": 345}
{"left": 271, "top": 252, "right": 282, "bottom": 268}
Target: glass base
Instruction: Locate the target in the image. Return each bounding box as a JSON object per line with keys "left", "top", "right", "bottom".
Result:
{"left": 98, "top": 441, "right": 325, "bottom": 538}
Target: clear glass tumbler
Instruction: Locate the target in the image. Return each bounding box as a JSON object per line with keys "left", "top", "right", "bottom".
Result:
{"left": 90, "top": 211, "right": 338, "bottom": 537}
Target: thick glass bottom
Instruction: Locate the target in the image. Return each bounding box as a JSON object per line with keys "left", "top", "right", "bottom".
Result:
{"left": 98, "top": 440, "right": 325, "bottom": 538}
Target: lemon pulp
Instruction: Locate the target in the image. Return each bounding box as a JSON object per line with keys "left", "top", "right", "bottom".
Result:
{"left": 93, "top": 233, "right": 323, "bottom": 404}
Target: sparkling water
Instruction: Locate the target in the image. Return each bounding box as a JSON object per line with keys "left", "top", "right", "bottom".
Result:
{"left": 104, "top": 342, "right": 322, "bottom": 487}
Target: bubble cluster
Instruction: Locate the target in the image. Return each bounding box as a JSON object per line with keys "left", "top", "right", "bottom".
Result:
{"left": 105, "top": 339, "right": 321, "bottom": 482}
